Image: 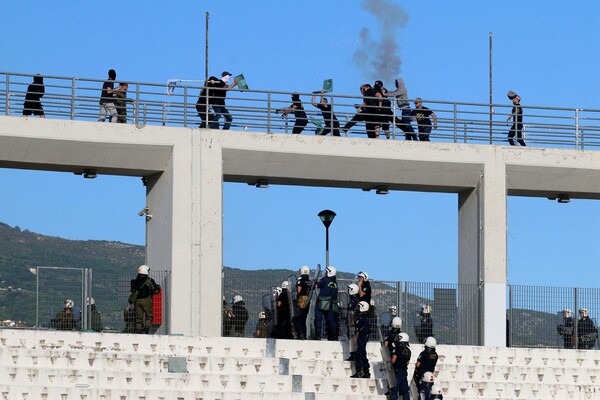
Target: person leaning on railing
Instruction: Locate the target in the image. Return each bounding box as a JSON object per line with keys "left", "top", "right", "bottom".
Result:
{"left": 98, "top": 69, "right": 118, "bottom": 123}
{"left": 22, "top": 75, "right": 45, "bottom": 118}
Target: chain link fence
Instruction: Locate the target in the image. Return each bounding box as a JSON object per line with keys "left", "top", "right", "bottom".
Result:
{"left": 34, "top": 267, "right": 170, "bottom": 335}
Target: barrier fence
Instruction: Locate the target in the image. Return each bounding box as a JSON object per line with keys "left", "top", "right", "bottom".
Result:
{"left": 3, "top": 71, "right": 600, "bottom": 149}
{"left": 223, "top": 268, "right": 600, "bottom": 349}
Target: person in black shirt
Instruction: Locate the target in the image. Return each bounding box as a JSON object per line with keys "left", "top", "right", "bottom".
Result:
{"left": 196, "top": 77, "right": 216, "bottom": 128}
{"left": 281, "top": 93, "right": 308, "bottom": 134}
{"left": 410, "top": 98, "right": 437, "bottom": 142}
{"left": 342, "top": 84, "right": 382, "bottom": 138}
{"left": 311, "top": 91, "right": 340, "bottom": 136}
{"left": 415, "top": 304, "right": 434, "bottom": 343}
{"left": 577, "top": 308, "right": 598, "bottom": 349}
{"left": 413, "top": 336, "right": 438, "bottom": 387}
{"left": 22, "top": 75, "right": 45, "bottom": 118}
{"left": 99, "top": 69, "right": 118, "bottom": 123}
{"left": 506, "top": 90, "right": 525, "bottom": 146}
{"left": 293, "top": 265, "right": 313, "bottom": 340}
{"left": 374, "top": 80, "right": 393, "bottom": 139}
{"left": 390, "top": 332, "right": 411, "bottom": 400}
{"left": 207, "top": 71, "right": 238, "bottom": 130}
{"left": 557, "top": 308, "right": 575, "bottom": 349}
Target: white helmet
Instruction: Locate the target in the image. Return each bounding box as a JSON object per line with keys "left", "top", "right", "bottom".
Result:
{"left": 391, "top": 316, "right": 403, "bottom": 329}
{"left": 348, "top": 284, "right": 359, "bottom": 296}
{"left": 86, "top": 297, "right": 95, "bottom": 306}
{"left": 422, "top": 304, "right": 432, "bottom": 314}
{"left": 138, "top": 264, "right": 150, "bottom": 275}
{"left": 64, "top": 299, "right": 74, "bottom": 309}
{"left": 580, "top": 308, "right": 589, "bottom": 318}
{"left": 422, "top": 371, "right": 435, "bottom": 383}
{"left": 258, "top": 311, "right": 266, "bottom": 319}
{"left": 425, "top": 336, "right": 437, "bottom": 348}
{"left": 281, "top": 280, "right": 290, "bottom": 290}
{"left": 300, "top": 265, "right": 310, "bottom": 276}
{"left": 389, "top": 305, "right": 397, "bottom": 314}
{"left": 431, "top": 384, "right": 443, "bottom": 395}
{"left": 357, "top": 271, "right": 369, "bottom": 281}
{"left": 326, "top": 266, "right": 336, "bottom": 277}
{"left": 563, "top": 309, "right": 572, "bottom": 318}
{"left": 275, "top": 287, "right": 282, "bottom": 296}
{"left": 398, "top": 332, "right": 410, "bottom": 343}
{"left": 233, "top": 295, "right": 243, "bottom": 304}
{"left": 358, "top": 301, "right": 370, "bottom": 313}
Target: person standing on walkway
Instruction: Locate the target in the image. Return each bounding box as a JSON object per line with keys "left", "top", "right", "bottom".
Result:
{"left": 311, "top": 91, "right": 340, "bottom": 136}
{"left": 208, "top": 71, "right": 238, "bottom": 130}
{"left": 411, "top": 98, "right": 438, "bottom": 141}
{"left": 99, "top": 69, "right": 118, "bottom": 123}
{"left": 577, "top": 307, "right": 598, "bottom": 349}
{"left": 386, "top": 77, "right": 417, "bottom": 140}
{"left": 313, "top": 265, "right": 339, "bottom": 340}
{"left": 22, "top": 75, "right": 45, "bottom": 118}
{"left": 281, "top": 93, "right": 308, "bottom": 134}
{"left": 507, "top": 90, "right": 525, "bottom": 146}
{"left": 129, "top": 264, "right": 161, "bottom": 334}
{"left": 293, "top": 265, "right": 313, "bottom": 340}
{"left": 351, "top": 301, "right": 371, "bottom": 378}
{"left": 557, "top": 308, "right": 575, "bottom": 349}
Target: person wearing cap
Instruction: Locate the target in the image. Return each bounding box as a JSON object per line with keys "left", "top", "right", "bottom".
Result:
{"left": 506, "top": 90, "right": 525, "bottom": 146}
{"left": 130, "top": 265, "right": 161, "bottom": 334}
{"left": 410, "top": 98, "right": 437, "bottom": 141}
{"left": 311, "top": 90, "right": 340, "bottom": 136}
{"left": 207, "top": 71, "right": 238, "bottom": 130}
{"left": 53, "top": 299, "right": 77, "bottom": 331}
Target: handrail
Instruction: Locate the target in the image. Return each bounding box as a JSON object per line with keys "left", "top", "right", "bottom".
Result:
{"left": 2, "top": 71, "right": 600, "bottom": 150}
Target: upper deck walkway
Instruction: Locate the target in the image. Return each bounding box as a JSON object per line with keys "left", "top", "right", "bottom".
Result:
{"left": 3, "top": 71, "right": 600, "bottom": 150}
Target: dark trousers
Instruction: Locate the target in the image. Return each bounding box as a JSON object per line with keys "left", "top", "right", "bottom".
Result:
{"left": 395, "top": 108, "right": 417, "bottom": 140}
{"left": 293, "top": 307, "right": 309, "bottom": 339}
{"left": 314, "top": 307, "right": 338, "bottom": 339}
{"left": 319, "top": 120, "right": 341, "bottom": 136}
{"left": 292, "top": 117, "right": 308, "bottom": 134}
{"left": 508, "top": 124, "right": 525, "bottom": 146}
{"left": 196, "top": 103, "right": 212, "bottom": 128}
{"left": 343, "top": 109, "right": 378, "bottom": 138}
{"left": 355, "top": 334, "right": 369, "bottom": 373}
{"left": 135, "top": 297, "right": 153, "bottom": 333}
{"left": 418, "top": 126, "right": 432, "bottom": 141}
{"left": 211, "top": 105, "right": 232, "bottom": 130}
{"left": 390, "top": 368, "right": 410, "bottom": 400}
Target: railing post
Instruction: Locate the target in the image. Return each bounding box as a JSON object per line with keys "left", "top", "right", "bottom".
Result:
{"left": 392, "top": 103, "right": 397, "bottom": 139}
{"left": 575, "top": 108, "right": 580, "bottom": 150}
{"left": 453, "top": 103, "right": 458, "bottom": 143}
{"left": 162, "top": 103, "right": 167, "bottom": 126}
{"left": 267, "top": 92, "right": 272, "bottom": 133}
{"left": 5, "top": 73, "right": 10, "bottom": 115}
{"left": 463, "top": 123, "right": 468, "bottom": 143}
{"left": 70, "top": 78, "right": 76, "bottom": 120}
{"left": 574, "top": 287, "right": 579, "bottom": 346}
{"left": 135, "top": 84, "right": 140, "bottom": 125}
{"left": 508, "top": 284, "right": 512, "bottom": 347}
{"left": 183, "top": 86, "right": 188, "bottom": 127}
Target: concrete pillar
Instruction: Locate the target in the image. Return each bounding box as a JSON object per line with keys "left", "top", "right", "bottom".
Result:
{"left": 458, "top": 152, "right": 507, "bottom": 347}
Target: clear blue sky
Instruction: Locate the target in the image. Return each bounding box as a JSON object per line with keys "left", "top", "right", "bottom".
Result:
{"left": 1, "top": 1, "right": 600, "bottom": 287}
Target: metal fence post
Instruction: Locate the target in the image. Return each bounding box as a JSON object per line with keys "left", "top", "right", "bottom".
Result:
{"left": 453, "top": 103, "right": 458, "bottom": 143}
{"left": 574, "top": 287, "right": 579, "bottom": 346}
{"left": 575, "top": 108, "right": 580, "bottom": 150}
{"left": 463, "top": 122, "right": 468, "bottom": 143}
{"left": 135, "top": 83, "right": 140, "bottom": 125}
{"left": 184, "top": 86, "right": 188, "bottom": 127}
{"left": 267, "top": 92, "right": 272, "bottom": 133}
{"left": 35, "top": 266, "right": 39, "bottom": 329}
{"left": 70, "top": 78, "right": 76, "bottom": 120}
{"left": 508, "top": 284, "right": 512, "bottom": 347}
{"left": 5, "top": 73, "right": 10, "bottom": 115}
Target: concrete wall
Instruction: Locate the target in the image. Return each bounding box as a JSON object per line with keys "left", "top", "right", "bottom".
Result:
{"left": 3, "top": 116, "right": 600, "bottom": 344}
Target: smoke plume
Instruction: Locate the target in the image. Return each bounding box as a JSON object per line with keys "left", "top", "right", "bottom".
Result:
{"left": 353, "top": 0, "right": 409, "bottom": 83}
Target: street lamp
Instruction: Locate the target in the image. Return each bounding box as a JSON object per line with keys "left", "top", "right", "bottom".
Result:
{"left": 318, "top": 209, "right": 336, "bottom": 268}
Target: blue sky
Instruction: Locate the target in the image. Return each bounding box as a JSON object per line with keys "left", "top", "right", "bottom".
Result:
{"left": 1, "top": 1, "right": 600, "bottom": 287}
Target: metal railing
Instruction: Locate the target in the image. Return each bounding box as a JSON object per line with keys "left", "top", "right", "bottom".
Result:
{"left": 223, "top": 268, "right": 600, "bottom": 349}
{"left": 3, "top": 71, "right": 600, "bottom": 149}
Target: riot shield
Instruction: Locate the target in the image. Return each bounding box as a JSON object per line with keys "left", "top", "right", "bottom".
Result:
{"left": 306, "top": 264, "right": 321, "bottom": 339}
{"left": 380, "top": 311, "right": 392, "bottom": 333}
{"left": 378, "top": 325, "right": 396, "bottom": 389}
{"left": 262, "top": 293, "right": 274, "bottom": 335}
{"left": 270, "top": 286, "right": 279, "bottom": 330}
{"left": 287, "top": 274, "right": 298, "bottom": 319}
{"left": 338, "top": 292, "right": 349, "bottom": 339}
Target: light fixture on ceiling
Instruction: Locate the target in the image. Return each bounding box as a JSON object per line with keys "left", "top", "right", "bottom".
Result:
{"left": 74, "top": 169, "right": 97, "bottom": 179}
{"left": 375, "top": 186, "right": 389, "bottom": 195}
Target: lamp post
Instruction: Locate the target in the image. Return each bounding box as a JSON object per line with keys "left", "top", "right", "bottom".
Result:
{"left": 318, "top": 209, "right": 336, "bottom": 268}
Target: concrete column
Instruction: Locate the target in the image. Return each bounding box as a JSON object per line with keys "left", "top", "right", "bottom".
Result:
{"left": 458, "top": 152, "right": 507, "bottom": 347}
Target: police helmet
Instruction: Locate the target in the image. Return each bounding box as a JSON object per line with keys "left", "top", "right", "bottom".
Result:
{"left": 281, "top": 280, "right": 290, "bottom": 290}
{"left": 258, "top": 311, "right": 266, "bottom": 319}
{"left": 422, "top": 371, "right": 435, "bottom": 383}
{"left": 138, "top": 264, "right": 150, "bottom": 275}
{"left": 398, "top": 332, "right": 410, "bottom": 343}
{"left": 357, "top": 271, "right": 369, "bottom": 281}
{"left": 232, "top": 295, "right": 243, "bottom": 304}
{"left": 300, "top": 265, "right": 310, "bottom": 276}
{"left": 86, "top": 297, "right": 95, "bottom": 306}
{"left": 422, "top": 304, "right": 432, "bottom": 314}
{"left": 389, "top": 305, "right": 397, "bottom": 314}
{"left": 563, "top": 309, "right": 572, "bottom": 318}
{"left": 580, "top": 308, "right": 589, "bottom": 318}
{"left": 64, "top": 299, "right": 74, "bottom": 309}
{"left": 391, "top": 316, "right": 403, "bottom": 329}
{"left": 358, "top": 301, "right": 370, "bottom": 313}
{"left": 325, "top": 266, "right": 336, "bottom": 277}
{"left": 275, "top": 287, "right": 282, "bottom": 296}
{"left": 431, "top": 384, "right": 443, "bottom": 396}
{"left": 425, "top": 336, "right": 437, "bottom": 348}
{"left": 348, "top": 283, "right": 359, "bottom": 296}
